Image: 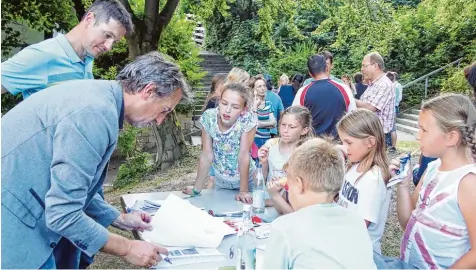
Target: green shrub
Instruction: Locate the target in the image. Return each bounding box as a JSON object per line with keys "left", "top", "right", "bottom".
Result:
{"left": 114, "top": 151, "right": 153, "bottom": 189}
{"left": 160, "top": 14, "right": 206, "bottom": 89}
{"left": 440, "top": 67, "right": 472, "bottom": 96}
{"left": 267, "top": 41, "right": 317, "bottom": 83}
{"left": 117, "top": 124, "right": 140, "bottom": 158}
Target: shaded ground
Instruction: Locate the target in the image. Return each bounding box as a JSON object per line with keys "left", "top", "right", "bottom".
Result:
{"left": 90, "top": 140, "right": 420, "bottom": 269}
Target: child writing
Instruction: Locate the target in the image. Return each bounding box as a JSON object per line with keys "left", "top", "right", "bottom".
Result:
{"left": 258, "top": 106, "right": 313, "bottom": 214}
{"left": 375, "top": 93, "right": 476, "bottom": 269}
{"left": 336, "top": 108, "right": 391, "bottom": 255}
{"left": 262, "top": 138, "right": 376, "bottom": 269}
{"left": 182, "top": 83, "right": 257, "bottom": 203}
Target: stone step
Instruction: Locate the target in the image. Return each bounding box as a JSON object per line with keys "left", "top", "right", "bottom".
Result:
{"left": 411, "top": 109, "right": 422, "bottom": 115}
{"left": 396, "top": 118, "right": 419, "bottom": 128}
{"left": 400, "top": 113, "right": 419, "bottom": 121}
{"left": 200, "top": 62, "right": 231, "bottom": 67}
{"left": 396, "top": 123, "right": 419, "bottom": 135}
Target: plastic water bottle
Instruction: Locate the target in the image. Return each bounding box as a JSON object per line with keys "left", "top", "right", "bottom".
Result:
{"left": 236, "top": 205, "right": 256, "bottom": 270}
{"left": 252, "top": 164, "right": 265, "bottom": 213}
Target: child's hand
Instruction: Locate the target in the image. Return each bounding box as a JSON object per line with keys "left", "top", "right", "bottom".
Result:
{"left": 389, "top": 155, "right": 413, "bottom": 186}
{"left": 182, "top": 186, "right": 194, "bottom": 195}
{"left": 266, "top": 180, "right": 283, "bottom": 196}
{"left": 235, "top": 191, "right": 252, "bottom": 204}
{"left": 258, "top": 146, "right": 270, "bottom": 164}
{"left": 389, "top": 158, "right": 401, "bottom": 177}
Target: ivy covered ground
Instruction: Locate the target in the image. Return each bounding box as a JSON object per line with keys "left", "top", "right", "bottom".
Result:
{"left": 91, "top": 141, "right": 419, "bottom": 269}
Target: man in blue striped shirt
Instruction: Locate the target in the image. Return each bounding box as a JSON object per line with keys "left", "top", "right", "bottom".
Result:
{"left": 1, "top": 0, "right": 133, "bottom": 99}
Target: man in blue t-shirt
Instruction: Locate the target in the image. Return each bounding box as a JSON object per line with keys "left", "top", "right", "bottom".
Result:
{"left": 1, "top": 0, "right": 133, "bottom": 100}
{"left": 293, "top": 54, "right": 348, "bottom": 138}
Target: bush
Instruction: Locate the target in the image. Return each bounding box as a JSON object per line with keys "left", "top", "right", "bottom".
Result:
{"left": 160, "top": 14, "right": 206, "bottom": 90}
{"left": 114, "top": 151, "right": 153, "bottom": 189}
{"left": 117, "top": 124, "right": 139, "bottom": 158}
{"left": 267, "top": 41, "right": 317, "bottom": 83}
{"left": 440, "top": 67, "right": 473, "bottom": 96}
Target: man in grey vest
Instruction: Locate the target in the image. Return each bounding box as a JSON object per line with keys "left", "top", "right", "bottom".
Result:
{"left": 1, "top": 52, "right": 190, "bottom": 269}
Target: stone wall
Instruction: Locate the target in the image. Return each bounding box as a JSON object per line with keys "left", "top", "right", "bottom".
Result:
{"left": 112, "top": 112, "right": 194, "bottom": 160}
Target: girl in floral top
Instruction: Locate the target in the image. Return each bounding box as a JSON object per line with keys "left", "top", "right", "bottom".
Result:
{"left": 183, "top": 83, "right": 258, "bottom": 203}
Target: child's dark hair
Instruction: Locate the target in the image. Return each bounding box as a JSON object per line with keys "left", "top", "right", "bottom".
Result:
{"left": 281, "top": 106, "right": 314, "bottom": 139}
{"left": 220, "top": 82, "right": 251, "bottom": 107}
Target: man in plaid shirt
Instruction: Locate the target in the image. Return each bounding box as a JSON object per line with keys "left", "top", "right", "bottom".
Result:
{"left": 356, "top": 52, "right": 396, "bottom": 151}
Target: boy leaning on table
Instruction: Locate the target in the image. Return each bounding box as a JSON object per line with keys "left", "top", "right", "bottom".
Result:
{"left": 262, "top": 138, "right": 377, "bottom": 269}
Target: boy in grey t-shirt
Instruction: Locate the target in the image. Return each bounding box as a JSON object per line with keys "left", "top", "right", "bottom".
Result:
{"left": 262, "top": 138, "right": 376, "bottom": 269}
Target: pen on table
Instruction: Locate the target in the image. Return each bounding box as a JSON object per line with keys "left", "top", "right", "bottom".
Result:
{"left": 158, "top": 252, "right": 172, "bottom": 264}
{"left": 163, "top": 257, "right": 172, "bottom": 264}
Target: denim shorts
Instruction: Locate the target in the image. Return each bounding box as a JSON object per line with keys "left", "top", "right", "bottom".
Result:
{"left": 373, "top": 252, "right": 416, "bottom": 269}
{"left": 215, "top": 173, "right": 254, "bottom": 191}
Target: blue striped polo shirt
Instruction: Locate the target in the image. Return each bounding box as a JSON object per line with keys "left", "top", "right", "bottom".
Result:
{"left": 256, "top": 100, "right": 273, "bottom": 138}
{"left": 1, "top": 34, "right": 94, "bottom": 99}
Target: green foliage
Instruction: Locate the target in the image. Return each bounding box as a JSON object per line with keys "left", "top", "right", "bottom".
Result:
{"left": 114, "top": 151, "right": 153, "bottom": 189}
{"left": 1, "top": 93, "right": 22, "bottom": 114}
{"left": 114, "top": 124, "right": 153, "bottom": 189}
{"left": 441, "top": 68, "right": 473, "bottom": 96}
{"left": 1, "top": 0, "right": 77, "bottom": 56}
{"left": 267, "top": 41, "right": 316, "bottom": 82}
{"left": 117, "top": 124, "right": 140, "bottom": 157}
{"left": 203, "top": 0, "right": 476, "bottom": 107}
{"left": 159, "top": 14, "right": 206, "bottom": 89}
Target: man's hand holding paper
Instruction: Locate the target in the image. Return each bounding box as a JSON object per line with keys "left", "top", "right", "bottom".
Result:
{"left": 113, "top": 211, "right": 153, "bottom": 232}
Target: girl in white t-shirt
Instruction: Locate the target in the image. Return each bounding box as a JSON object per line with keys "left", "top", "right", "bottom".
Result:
{"left": 336, "top": 108, "right": 391, "bottom": 254}
{"left": 258, "top": 106, "right": 314, "bottom": 214}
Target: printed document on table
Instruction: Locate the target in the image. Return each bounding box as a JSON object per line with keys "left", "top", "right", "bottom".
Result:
{"left": 142, "top": 194, "right": 235, "bottom": 248}
{"left": 152, "top": 247, "right": 225, "bottom": 268}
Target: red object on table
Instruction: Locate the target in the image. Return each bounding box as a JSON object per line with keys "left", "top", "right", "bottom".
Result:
{"left": 252, "top": 215, "right": 262, "bottom": 224}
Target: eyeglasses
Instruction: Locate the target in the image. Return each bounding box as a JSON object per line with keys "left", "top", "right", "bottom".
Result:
{"left": 361, "top": 63, "right": 375, "bottom": 68}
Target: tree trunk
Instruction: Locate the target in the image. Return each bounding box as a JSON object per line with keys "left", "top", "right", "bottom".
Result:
{"left": 120, "top": 0, "right": 187, "bottom": 170}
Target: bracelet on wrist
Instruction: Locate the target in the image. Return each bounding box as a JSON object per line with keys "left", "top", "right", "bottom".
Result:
{"left": 192, "top": 188, "right": 202, "bottom": 196}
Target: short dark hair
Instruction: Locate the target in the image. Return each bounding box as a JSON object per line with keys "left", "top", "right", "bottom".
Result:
{"left": 83, "top": 0, "right": 134, "bottom": 34}
{"left": 307, "top": 54, "right": 327, "bottom": 77}
{"left": 320, "top": 50, "right": 334, "bottom": 64}
{"left": 354, "top": 72, "right": 363, "bottom": 83}
{"left": 386, "top": 71, "right": 396, "bottom": 82}
{"left": 292, "top": 74, "right": 304, "bottom": 84}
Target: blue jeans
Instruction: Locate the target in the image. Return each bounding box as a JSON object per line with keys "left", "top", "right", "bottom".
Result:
{"left": 373, "top": 252, "right": 416, "bottom": 269}
{"left": 412, "top": 155, "right": 437, "bottom": 186}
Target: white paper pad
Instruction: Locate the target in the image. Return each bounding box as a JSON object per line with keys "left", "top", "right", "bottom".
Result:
{"left": 142, "top": 194, "right": 236, "bottom": 248}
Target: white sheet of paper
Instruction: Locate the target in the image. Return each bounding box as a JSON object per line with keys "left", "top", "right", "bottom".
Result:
{"left": 142, "top": 194, "right": 235, "bottom": 248}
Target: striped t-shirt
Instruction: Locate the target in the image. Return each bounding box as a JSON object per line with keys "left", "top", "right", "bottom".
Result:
{"left": 256, "top": 100, "right": 273, "bottom": 138}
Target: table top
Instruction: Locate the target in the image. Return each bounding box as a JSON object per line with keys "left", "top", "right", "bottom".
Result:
{"left": 120, "top": 189, "right": 277, "bottom": 269}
